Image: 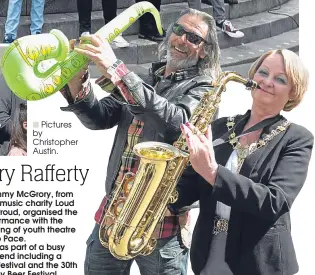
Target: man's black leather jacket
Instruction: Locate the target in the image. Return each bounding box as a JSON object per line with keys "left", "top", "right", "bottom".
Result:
{"left": 61, "top": 63, "right": 215, "bottom": 194}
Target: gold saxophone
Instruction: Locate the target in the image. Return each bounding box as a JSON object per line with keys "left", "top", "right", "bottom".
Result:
{"left": 100, "top": 72, "right": 258, "bottom": 260}
{"left": 1, "top": 1, "right": 162, "bottom": 100}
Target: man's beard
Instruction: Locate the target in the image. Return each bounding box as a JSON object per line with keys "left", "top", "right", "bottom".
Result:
{"left": 166, "top": 43, "right": 199, "bottom": 70}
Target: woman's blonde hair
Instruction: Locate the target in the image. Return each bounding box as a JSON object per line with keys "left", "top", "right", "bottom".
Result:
{"left": 248, "top": 49, "right": 309, "bottom": 111}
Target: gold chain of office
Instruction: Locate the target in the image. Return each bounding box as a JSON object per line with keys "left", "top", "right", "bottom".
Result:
{"left": 226, "top": 116, "right": 291, "bottom": 172}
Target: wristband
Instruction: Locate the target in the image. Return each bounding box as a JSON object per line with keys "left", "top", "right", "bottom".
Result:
{"left": 107, "top": 59, "right": 130, "bottom": 85}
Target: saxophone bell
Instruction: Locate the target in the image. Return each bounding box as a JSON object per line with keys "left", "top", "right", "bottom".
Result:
{"left": 100, "top": 141, "right": 186, "bottom": 260}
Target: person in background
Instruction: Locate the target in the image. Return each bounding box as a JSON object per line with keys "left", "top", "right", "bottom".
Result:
{"left": 8, "top": 102, "right": 27, "bottom": 156}
{"left": 0, "top": 73, "right": 26, "bottom": 155}
{"left": 135, "top": 0, "right": 166, "bottom": 42}
{"left": 224, "top": 0, "right": 238, "bottom": 4}
{"left": 76, "top": 0, "right": 130, "bottom": 48}
{"left": 200, "top": 0, "right": 244, "bottom": 38}
{"left": 171, "top": 49, "right": 313, "bottom": 275}
{"left": 60, "top": 8, "right": 221, "bottom": 275}
{"left": 77, "top": 0, "right": 165, "bottom": 44}
{"left": 3, "top": 0, "right": 45, "bottom": 43}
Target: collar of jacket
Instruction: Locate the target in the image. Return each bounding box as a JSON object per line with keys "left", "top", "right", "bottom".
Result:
{"left": 231, "top": 110, "right": 284, "bottom": 139}
{"left": 214, "top": 110, "right": 286, "bottom": 173}
{"left": 150, "top": 61, "right": 200, "bottom": 82}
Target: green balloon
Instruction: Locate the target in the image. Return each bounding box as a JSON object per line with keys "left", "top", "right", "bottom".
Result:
{"left": 0, "top": 1, "right": 163, "bottom": 101}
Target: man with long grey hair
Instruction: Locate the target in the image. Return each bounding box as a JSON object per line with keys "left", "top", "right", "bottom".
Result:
{"left": 158, "top": 8, "right": 221, "bottom": 80}
{"left": 62, "top": 8, "right": 222, "bottom": 275}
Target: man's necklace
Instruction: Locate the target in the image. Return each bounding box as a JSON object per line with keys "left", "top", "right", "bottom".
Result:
{"left": 226, "top": 116, "right": 291, "bottom": 172}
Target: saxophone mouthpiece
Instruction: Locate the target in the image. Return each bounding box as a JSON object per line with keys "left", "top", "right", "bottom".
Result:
{"left": 245, "top": 79, "right": 260, "bottom": 90}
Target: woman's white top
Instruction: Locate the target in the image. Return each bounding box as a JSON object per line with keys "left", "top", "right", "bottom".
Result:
{"left": 200, "top": 150, "right": 239, "bottom": 275}
{"left": 215, "top": 150, "right": 238, "bottom": 221}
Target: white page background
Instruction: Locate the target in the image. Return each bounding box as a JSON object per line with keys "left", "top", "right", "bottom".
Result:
{"left": 1, "top": 1, "right": 314, "bottom": 274}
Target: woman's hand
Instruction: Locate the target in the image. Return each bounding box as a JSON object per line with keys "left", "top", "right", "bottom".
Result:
{"left": 181, "top": 123, "right": 218, "bottom": 186}
{"left": 74, "top": 34, "right": 117, "bottom": 79}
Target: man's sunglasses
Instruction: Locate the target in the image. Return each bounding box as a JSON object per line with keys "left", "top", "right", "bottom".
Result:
{"left": 172, "top": 23, "right": 208, "bottom": 45}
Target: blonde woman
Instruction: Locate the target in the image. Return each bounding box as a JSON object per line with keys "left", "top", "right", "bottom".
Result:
{"left": 172, "top": 49, "right": 313, "bottom": 275}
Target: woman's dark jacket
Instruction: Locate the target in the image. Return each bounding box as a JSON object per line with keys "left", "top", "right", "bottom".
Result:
{"left": 172, "top": 110, "right": 314, "bottom": 275}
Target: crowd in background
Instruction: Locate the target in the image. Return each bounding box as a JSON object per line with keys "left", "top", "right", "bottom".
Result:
{"left": 2, "top": 0, "right": 244, "bottom": 44}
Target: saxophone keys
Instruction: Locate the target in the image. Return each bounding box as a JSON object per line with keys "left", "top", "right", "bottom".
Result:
{"left": 210, "top": 95, "right": 217, "bottom": 102}
{"left": 140, "top": 238, "right": 157, "bottom": 256}
{"left": 129, "top": 236, "right": 144, "bottom": 251}
{"left": 122, "top": 172, "right": 135, "bottom": 196}
{"left": 105, "top": 224, "right": 114, "bottom": 242}
{"left": 99, "top": 219, "right": 114, "bottom": 246}
{"left": 114, "top": 198, "right": 126, "bottom": 216}
{"left": 169, "top": 161, "right": 177, "bottom": 170}
{"left": 169, "top": 190, "right": 179, "bottom": 204}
